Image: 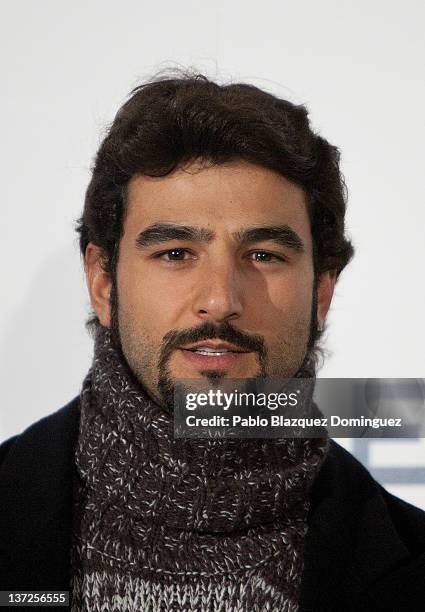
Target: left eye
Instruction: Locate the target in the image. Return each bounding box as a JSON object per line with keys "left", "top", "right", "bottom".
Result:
{"left": 248, "top": 251, "right": 284, "bottom": 263}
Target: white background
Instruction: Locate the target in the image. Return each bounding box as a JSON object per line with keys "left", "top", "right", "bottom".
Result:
{"left": 1, "top": 1, "right": 424, "bottom": 507}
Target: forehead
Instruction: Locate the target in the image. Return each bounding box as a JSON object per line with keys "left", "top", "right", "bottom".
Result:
{"left": 125, "top": 161, "right": 311, "bottom": 244}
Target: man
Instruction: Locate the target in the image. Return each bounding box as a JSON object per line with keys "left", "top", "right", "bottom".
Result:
{"left": 1, "top": 74, "right": 424, "bottom": 611}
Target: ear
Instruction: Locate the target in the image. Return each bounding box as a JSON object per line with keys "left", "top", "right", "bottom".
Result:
{"left": 316, "top": 270, "right": 337, "bottom": 330}
{"left": 85, "top": 243, "right": 112, "bottom": 327}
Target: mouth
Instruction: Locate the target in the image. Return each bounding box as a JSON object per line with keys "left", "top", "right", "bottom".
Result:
{"left": 177, "top": 341, "right": 252, "bottom": 369}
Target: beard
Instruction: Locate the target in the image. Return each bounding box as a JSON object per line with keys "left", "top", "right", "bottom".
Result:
{"left": 108, "top": 274, "right": 324, "bottom": 414}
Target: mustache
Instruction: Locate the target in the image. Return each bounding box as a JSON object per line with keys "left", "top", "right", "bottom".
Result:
{"left": 158, "top": 321, "right": 267, "bottom": 369}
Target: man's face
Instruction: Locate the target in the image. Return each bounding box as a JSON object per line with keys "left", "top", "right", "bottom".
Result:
{"left": 87, "top": 161, "right": 335, "bottom": 408}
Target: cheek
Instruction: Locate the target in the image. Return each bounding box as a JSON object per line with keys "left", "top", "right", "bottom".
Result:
{"left": 116, "top": 261, "right": 187, "bottom": 336}
{"left": 260, "top": 269, "right": 314, "bottom": 327}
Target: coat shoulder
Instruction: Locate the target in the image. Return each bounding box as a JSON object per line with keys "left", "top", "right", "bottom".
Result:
{"left": 0, "top": 397, "right": 81, "bottom": 473}
{"left": 300, "top": 440, "right": 425, "bottom": 611}
{"left": 328, "top": 440, "right": 425, "bottom": 550}
{"left": 0, "top": 397, "right": 81, "bottom": 590}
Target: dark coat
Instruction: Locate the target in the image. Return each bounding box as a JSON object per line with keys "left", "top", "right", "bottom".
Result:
{"left": 1, "top": 398, "right": 424, "bottom": 611}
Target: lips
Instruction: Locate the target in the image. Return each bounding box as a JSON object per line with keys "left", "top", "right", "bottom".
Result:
{"left": 178, "top": 348, "right": 248, "bottom": 369}
{"left": 179, "top": 341, "right": 249, "bottom": 354}
{"left": 177, "top": 341, "right": 251, "bottom": 369}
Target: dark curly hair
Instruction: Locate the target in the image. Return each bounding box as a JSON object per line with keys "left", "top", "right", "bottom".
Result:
{"left": 76, "top": 73, "right": 354, "bottom": 326}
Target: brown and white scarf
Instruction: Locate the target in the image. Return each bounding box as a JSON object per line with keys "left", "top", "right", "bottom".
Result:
{"left": 70, "top": 327, "right": 328, "bottom": 611}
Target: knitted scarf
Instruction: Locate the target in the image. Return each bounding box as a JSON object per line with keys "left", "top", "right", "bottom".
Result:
{"left": 70, "top": 327, "right": 328, "bottom": 612}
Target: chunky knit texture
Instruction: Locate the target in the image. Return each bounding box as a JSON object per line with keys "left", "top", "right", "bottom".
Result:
{"left": 71, "top": 327, "right": 328, "bottom": 611}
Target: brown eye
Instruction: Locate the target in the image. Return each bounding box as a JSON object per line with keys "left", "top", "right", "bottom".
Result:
{"left": 249, "top": 251, "right": 284, "bottom": 263}
{"left": 156, "top": 248, "right": 193, "bottom": 261}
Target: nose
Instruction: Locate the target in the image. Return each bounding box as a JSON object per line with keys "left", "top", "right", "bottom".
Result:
{"left": 192, "top": 260, "right": 243, "bottom": 324}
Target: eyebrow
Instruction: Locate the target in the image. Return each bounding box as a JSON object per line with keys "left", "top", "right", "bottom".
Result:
{"left": 233, "top": 226, "right": 304, "bottom": 253}
{"left": 135, "top": 223, "right": 214, "bottom": 247}
{"left": 135, "top": 222, "right": 304, "bottom": 253}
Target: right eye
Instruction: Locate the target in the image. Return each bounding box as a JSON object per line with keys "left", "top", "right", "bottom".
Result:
{"left": 154, "top": 248, "right": 195, "bottom": 262}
